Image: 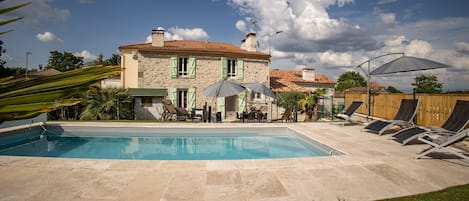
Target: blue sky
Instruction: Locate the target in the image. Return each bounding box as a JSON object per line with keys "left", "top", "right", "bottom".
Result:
{"left": 2, "top": 0, "right": 469, "bottom": 91}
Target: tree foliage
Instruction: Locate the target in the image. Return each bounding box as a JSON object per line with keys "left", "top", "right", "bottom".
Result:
{"left": 104, "top": 54, "right": 120, "bottom": 66}
{"left": 46, "top": 51, "right": 84, "bottom": 72}
{"left": 80, "top": 88, "right": 133, "bottom": 120}
{"left": 336, "top": 71, "right": 366, "bottom": 92}
{"left": 298, "top": 89, "right": 326, "bottom": 121}
{"left": 277, "top": 91, "right": 304, "bottom": 111}
{"left": 413, "top": 75, "right": 443, "bottom": 93}
{"left": 0, "top": 66, "right": 121, "bottom": 122}
{"left": 386, "top": 85, "right": 402, "bottom": 93}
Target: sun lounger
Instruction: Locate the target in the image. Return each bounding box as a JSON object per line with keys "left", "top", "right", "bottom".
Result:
{"left": 162, "top": 99, "right": 177, "bottom": 120}
{"left": 362, "top": 99, "right": 419, "bottom": 135}
{"left": 415, "top": 129, "right": 469, "bottom": 159}
{"left": 335, "top": 101, "right": 363, "bottom": 125}
{"left": 391, "top": 100, "right": 469, "bottom": 145}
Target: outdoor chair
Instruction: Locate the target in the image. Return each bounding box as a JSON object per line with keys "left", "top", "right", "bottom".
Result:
{"left": 272, "top": 108, "right": 292, "bottom": 123}
{"left": 161, "top": 99, "right": 177, "bottom": 120}
{"left": 175, "top": 107, "right": 190, "bottom": 121}
{"left": 191, "top": 108, "right": 204, "bottom": 122}
{"left": 391, "top": 100, "right": 469, "bottom": 145}
{"left": 415, "top": 129, "right": 469, "bottom": 160}
{"left": 362, "top": 99, "right": 419, "bottom": 135}
{"left": 334, "top": 101, "right": 363, "bottom": 126}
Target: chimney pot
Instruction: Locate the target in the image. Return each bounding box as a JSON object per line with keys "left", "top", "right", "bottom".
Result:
{"left": 302, "top": 67, "right": 315, "bottom": 81}
{"left": 151, "top": 28, "right": 165, "bottom": 47}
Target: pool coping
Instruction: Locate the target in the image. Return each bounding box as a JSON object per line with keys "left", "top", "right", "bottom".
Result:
{"left": 1, "top": 122, "right": 468, "bottom": 201}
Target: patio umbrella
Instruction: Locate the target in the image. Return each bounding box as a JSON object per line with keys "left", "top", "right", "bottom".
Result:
{"left": 203, "top": 80, "right": 245, "bottom": 97}
{"left": 241, "top": 83, "right": 276, "bottom": 99}
{"left": 370, "top": 56, "right": 451, "bottom": 75}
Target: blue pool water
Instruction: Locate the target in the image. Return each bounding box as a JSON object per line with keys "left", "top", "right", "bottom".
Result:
{"left": 0, "top": 127, "right": 338, "bottom": 160}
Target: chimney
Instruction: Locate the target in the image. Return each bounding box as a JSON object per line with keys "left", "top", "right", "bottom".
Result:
{"left": 302, "top": 67, "right": 315, "bottom": 81}
{"left": 151, "top": 28, "right": 165, "bottom": 47}
{"left": 242, "top": 32, "right": 257, "bottom": 51}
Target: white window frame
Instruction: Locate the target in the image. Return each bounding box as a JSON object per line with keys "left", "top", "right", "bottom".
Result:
{"left": 177, "top": 89, "right": 188, "bottom": 109}
{"left": 227, "top": 59, "right": 236, "bottom": 77}
{"left": 178, "top": 57, "right": 188, "bottom": 77}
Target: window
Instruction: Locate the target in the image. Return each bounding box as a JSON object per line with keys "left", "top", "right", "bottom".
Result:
{"left": 227, "top": 59, "right": 236, "bottom": 77}
{"left": 141, "top": 97, "right": 152, "bottom": 107}
{"left": 177, "top": 89, "right": 188, "bottom": 109}
{"left": 250, "top": 91, "right": 262, "bottom": 101}
{"left": 178, "top": 57, "right": 188, "bottom": 77}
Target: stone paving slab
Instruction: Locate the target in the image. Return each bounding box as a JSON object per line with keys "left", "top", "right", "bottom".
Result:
{"left": 0, "top": 122, "right": 468, "bottom": 201}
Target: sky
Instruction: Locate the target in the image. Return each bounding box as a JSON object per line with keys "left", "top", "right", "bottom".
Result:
{"left": 2, "top": 0, "right": 469, "bottom": 92}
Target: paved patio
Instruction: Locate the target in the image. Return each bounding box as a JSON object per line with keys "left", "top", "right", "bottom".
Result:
{"left": 0, "top": 122, "right": 468, "bottom": 201}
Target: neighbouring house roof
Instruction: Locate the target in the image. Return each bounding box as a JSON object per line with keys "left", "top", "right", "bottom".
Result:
{"left": 269, "top": 70, "right": 335, "bottom": 93}
{"left": 27, "top": 69, "right": 61, "bottom": 77}
{"left": 127, "top": 88, "right": 167, "bottom": 97}
{"left": 119, "top": 40, "right": 270, "bottom": 60}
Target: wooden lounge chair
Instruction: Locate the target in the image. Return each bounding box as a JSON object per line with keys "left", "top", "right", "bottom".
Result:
{"left": 175, "top": 107, "right": 190, "bottom": 121}
{"left": 415, "top": 129, "right": 469, "bottom": 159}
{"left": 334, "top": 101, "right": 363, "bottom": 125}
{"left": 272, "top": 108, "right": 292, "bottom": 123}
{"left": 362, "top": 99, "right": 419, "bottom": 135}
{"left": 161, "top": 99, "right": 177, "bottom": 120}
{"left": 391, "top": 100, "right": 469, "bottom": 145}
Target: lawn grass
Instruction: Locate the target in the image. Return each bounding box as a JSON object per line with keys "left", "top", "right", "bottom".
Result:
{"left": 377, "top": 184, "right": 469, "bottom": 201}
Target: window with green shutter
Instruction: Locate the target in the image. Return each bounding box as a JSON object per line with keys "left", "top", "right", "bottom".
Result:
{"left": 189, "top": 56, "right": 196, "bottom": 78}
{"left": 237, "top": 59, "right": 244, "bottom": 80}
{"left": 168, "top": 88, "right": 177, "bottom": 105}
{"left": 188, "top": 88, "right": 196, "bottom": 110}
{"left": 221, "top": 57, "right": 227, "bottom": 79}
{"left": 238, "top": 91, "right": 246, "bottom": 113}
{"left": 170, "top": 56, "right": 178, "bottom": 78}
{"left": 216, "top": 97, "right": 225, "bottom": 119}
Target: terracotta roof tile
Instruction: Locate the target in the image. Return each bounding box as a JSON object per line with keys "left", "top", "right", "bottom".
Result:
{"left": 269, "top": 70, "right": 335, "bottom": 92}
{"left": 119, "top": 40, "right": 270, "bottom": 60}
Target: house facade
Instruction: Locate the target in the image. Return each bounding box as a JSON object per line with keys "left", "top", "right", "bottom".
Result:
{"left": 119, "top": 29, "right": 270, "bottom": 120}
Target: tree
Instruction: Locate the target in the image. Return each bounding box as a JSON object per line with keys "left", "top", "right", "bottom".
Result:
{"left": 0, "top": 66, "right": 121, "bottom": 122}
{"left": 298, "top": 89, "right": 326, "bottom": 121}
{"left": 387, "top": 85, "right": 402, "bottom": 93}
{"left": 80, "top": 88, "right": 133, "bottom": 120}
{"left": 104, "top": 54, "right": 120, "bottom": 66}
{"left": 276, "top": 91, "right": 304, "bottom": 111}
{"left": 46, "top": 51, "right": 84, "bottom": 72}
{"left": 413, "top": 75, "right": 443, "bottom": 93}
{"left": 336, "top": 71, "right": 366, "bottom": 92}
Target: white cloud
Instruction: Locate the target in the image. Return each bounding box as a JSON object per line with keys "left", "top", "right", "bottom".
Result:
{"left": 454, "top": 42, "right": 469, "bottom": 53}
{"left": 36, "top": 32, "right": 63, "bottom": 43}
{"left": 317, "top": 51, "right": 353, "bottom": 67}
{"left": 235, "top": 20, "right": 247, "bottom": 33}
{"left": 74, "top": 50, "right": 97, "bottom": 61}
{"left": 145, "top": 27, "right": 209, "bottom": 42}
{"left": 380, "top": 13, "right": 396, "bottom": 24}
{"left": 3, "top": 0, "right": 71, "bottom": 25}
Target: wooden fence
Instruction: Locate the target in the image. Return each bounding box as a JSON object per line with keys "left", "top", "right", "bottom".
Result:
{"left": 344, "top": 93, "right": 469, "bottom": 126}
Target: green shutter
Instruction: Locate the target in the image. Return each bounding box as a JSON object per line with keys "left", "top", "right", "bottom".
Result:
{"left": 216, "top": 97, "right": 225, "bottom": 119}
{"left": 237, "top": 59, "right": 244, "bottom": 80}
{"left": 188, "top": 88, "right": 196, "bottom": 111}
{"left": 189, "top": 56, "right": 196, "bottom": 79}
{"left": 170, "top": 56, "right": 178, "bottom": 78}
{"left": 221, "top": 57, "right": 227, "bottom": 79}
{"left": 238, "top": 91, "right": 246, "bottom": 113}
{"left": 168, "top": 88, "right": 177, "bottom": 105}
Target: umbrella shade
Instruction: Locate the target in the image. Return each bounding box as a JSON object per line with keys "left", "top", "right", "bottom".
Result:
{"left": 370, "top": 56, "right": 451, "bottom": 75}
{"left": 204, "top": 80, "right": 245, "bottom": 97}
{"left": 241, "top": 83, "right": 276, "bottom": 99}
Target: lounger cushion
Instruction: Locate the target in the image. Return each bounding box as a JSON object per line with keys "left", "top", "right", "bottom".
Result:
{"left": 393, "top": 127, "right": 427, "bottom": 143}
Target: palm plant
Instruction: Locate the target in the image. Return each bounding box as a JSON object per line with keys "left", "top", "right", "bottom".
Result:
{"left": 0, "top": 1, "right": 31, "bottom": 35}
{"left": 80, "top": 88, "right": 133, "bottom": 120}
{"left": 0, "top": 66, "right": 121, "bottom": 122}
{"left": 298, "top": 89, "right": 326, "bottom": 121}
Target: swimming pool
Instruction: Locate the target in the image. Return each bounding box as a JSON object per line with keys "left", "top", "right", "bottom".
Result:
{"left": 0, "top": 126, "right": 341, "bottom": 160}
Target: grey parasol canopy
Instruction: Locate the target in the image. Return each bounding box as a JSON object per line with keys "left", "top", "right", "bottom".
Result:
{"left": 370, "top": 56, "right": 451, "bottom": 75}
{"left": 204, "top": 80, "right": 245, "bottom": 97}
{"left": 241, "top": 83, "right": 276, "bottom": 99}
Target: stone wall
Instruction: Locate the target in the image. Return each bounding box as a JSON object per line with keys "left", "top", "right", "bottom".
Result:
{"left": 138, "top": 52, "right": 270, "bottom": 114}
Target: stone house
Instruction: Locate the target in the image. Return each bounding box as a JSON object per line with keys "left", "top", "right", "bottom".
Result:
{"left": 119, "top": 29, "right": 270, "bottom": 120}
